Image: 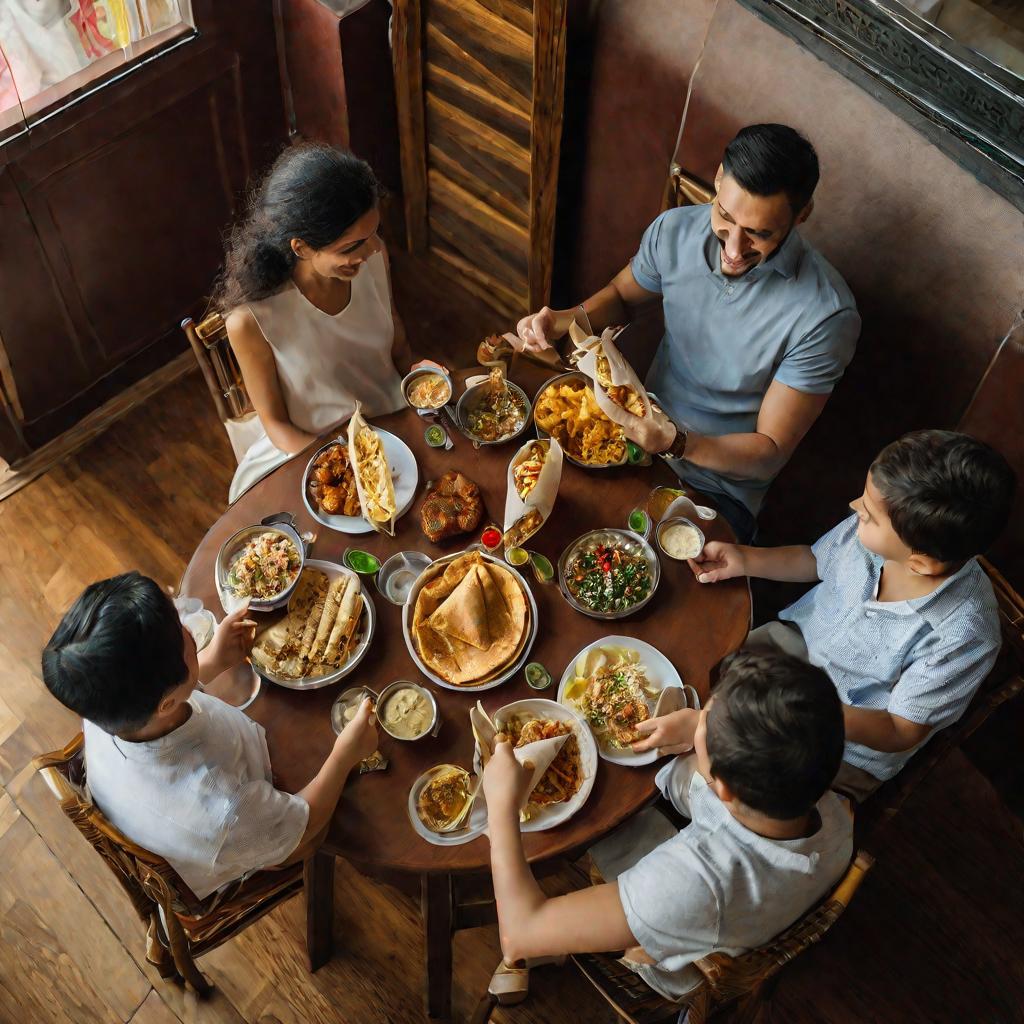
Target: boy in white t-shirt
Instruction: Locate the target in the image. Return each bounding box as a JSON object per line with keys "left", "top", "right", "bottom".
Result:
{"left": 42, "top": 571, "right": 377, "bottom": 901}
{"left": 482, "top": 650, "right": 853, "bottom": 1002}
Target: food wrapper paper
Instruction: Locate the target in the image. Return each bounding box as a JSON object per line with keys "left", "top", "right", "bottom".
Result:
{"left": 502, "top": 437, "right": 563, "bottom": 547}
{"left": 471, "top": 702, "right": 568, "bottom": 818}
{"left": 347, "top": 402, "right": 397, "bottom": 536}
{"left": 569, "top": 320, "right": 653, "bottom": 421}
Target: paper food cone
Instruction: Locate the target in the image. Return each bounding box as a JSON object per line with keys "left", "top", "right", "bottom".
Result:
{"left": 502, "top": 438, "right": 563, "bottom": 548}
{"left": 569, "top": 322, "right": 653, "bottom": 420}
{"left": 513, "top": 734, "right": 569, "bottom": 815}
{"left": 347, "top": 403, "right": 397, "bottom": 536}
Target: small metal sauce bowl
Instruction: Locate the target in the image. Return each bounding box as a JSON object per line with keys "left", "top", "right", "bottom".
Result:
{"left": 656, "top": 516, "right": 706, "bottom": 562}
{"left": 331, "top": 686, "right": 379, "bottom": 735}
{"left": 402, "top": 367, "right": 453, "bottom": 411}
{"left": 376, "top": 680, "right": 440, "bottom": 741}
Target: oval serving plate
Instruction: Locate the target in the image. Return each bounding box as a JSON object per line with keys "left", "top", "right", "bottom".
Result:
{"left": 556, "top": 636, "right": 699, "bottom": 767}
{"left": 252, "top": 558, "right": 376, "bottom": 691}
{"left": 471, "top": 698, "right": 598, "bottom": 832}
{"left": 302, "top": 428, "right": 419, "bottom": 535}
{"left": 533, "top": 371, "right": 629, "bottom": 470}
{"left": 401, "top": 549, "right": 538, "bottom": 693}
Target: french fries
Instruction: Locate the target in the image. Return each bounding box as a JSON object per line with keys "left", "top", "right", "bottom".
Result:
{"left": 535, "top": 379, "right": 626, "bottom": 465}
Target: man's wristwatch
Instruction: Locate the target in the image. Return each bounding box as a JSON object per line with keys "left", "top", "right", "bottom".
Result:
{"left": 659, "top": 424, "right": 689, "bottom": 461}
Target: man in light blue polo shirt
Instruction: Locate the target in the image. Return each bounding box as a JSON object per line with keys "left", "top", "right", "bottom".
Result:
{"left": 514, "top": 124, "right": 861, "bottom": 540}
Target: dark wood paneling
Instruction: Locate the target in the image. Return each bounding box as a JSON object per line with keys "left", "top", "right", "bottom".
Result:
{"left": 425, "top": 60, "right": 531, "bottom": 148}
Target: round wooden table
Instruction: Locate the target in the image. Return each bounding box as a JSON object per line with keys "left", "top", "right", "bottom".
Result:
{"left": 179, "top": 359, "right": 750, "bottom": 1016}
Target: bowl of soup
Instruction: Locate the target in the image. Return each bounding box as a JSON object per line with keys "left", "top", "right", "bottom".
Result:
{"left": 403, "top": 368, "right": 453, "bottom": 411}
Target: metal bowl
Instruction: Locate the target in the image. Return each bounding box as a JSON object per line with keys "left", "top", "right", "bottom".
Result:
{"left": 558, "top": 528, "right": 661, "bottom": 620}
{"left": 533, "top": 372, "right": 629, "bottom": 469}
{"left": 376, "top": 680, "right": 440, "bottom": 741}
{"left": 656, "top": 516, "right": 706, "bottom": 562}
{"left": 455, "top": 379, "right": 532, "bottom": 445}
{"left": 376, "top": 550, "right": 433, "bottom": 606}
{"left": 215, "top": 513, "right": 305, "bottom": 613}
{"left": 401, "top": 367, "right": 454, "bottom": 411}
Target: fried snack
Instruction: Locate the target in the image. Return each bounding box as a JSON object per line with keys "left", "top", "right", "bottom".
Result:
{"left": 535, "top": 378, "right": 626, "bottom": 465}
{"left": 477, "top": 334, "right": 514, "bottom": 366}
{"left": 308, "top": 444, "right": 360, "bottom": 517}
{"left": 417, "top": 767, "right": 472, "bottom": 832}
{"left": 348, "top": 407, "right": 397, "bottom": 534}
{"left": 512, "top": 441, "right": 546, "bottom": 500}
{"left": 503, "top": 508, "right": 543, "bottom": 550}
{"left": 420, "top": 471, "right": 484, "bottom": 544}
{"left": 595, "top": 353, "right": 646, "bottom": 417}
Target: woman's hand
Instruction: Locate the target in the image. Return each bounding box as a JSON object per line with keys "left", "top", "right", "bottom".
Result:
{"left": 335, "top": 697, "right": 378, "bottom": 764}
{"left": 631, "top": 708, "right": 700, "bottom": 755}
{"left": 591, "top": 384, "right": 677, "bottom": 453}
{"left": 688, "top": 542, "right": 748, "bottom": 584}
{"left": 410, "top": 358, "right": 449, "bottom": 375}
{"left": 513, "top": 307, "right": 563, "bottom": 354}
{"left": 482, "top": 734, "right": 533, "bottom": 817}
{"left": 199, "top": 603, "right": 256, "bottom": 681}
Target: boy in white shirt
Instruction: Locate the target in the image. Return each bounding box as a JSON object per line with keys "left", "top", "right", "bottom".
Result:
{"left": 686, "top": 430, "right": 1016, "bottom": 801}
{"left": 482, "top": 650, "right": 852, "bottom": 1002}
{"left": 42, "top": 571, "right": 377, "bottom": 901}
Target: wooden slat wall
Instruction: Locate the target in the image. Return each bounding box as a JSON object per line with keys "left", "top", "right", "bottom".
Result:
{"left": 394, "top": 0, "right": 567, "bottom": 321}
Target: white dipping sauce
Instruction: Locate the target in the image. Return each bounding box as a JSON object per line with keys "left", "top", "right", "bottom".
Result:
{"left": 660, "top": 522, "right": 703, "bottom": 560}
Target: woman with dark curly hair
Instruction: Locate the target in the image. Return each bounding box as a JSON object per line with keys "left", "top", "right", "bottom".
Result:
{"left": 215, "top": 143, "right": 441, "bottom": 501}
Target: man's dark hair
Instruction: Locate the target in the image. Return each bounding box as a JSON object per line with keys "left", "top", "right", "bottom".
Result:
{"left": 41, "top": 572, "right": 188, "bottom": 734}
{"left": 871, "top": 430, "right": 1016, "bottom": 564}
{"left": 722, "top": 124, "right": 819, "bottom": 214}
{"left": 706, "top": 651, "right": 844, "bottom": 819}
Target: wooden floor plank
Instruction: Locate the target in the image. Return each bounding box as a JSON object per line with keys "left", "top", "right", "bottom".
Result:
{"left": 129, "top": 990, "right": 180, "bottom": 1024}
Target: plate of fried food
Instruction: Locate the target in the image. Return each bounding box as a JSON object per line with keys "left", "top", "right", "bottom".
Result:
{"left": 403, "top": 549, "right": 537, "bottom": 691}
{"left": 472, "top": 698, "right": 597, "bottom": 831}
{"left": 558, "top": 638, "right": 698, "bottom": 766}
{"left": 249, "top": 560, "right": 375, "bottom": 690}
{"left": 302, "top": 427, "right": 418, "bottom": 535}
{"left": 533, "top": 371, "right": 629, "bottom": 468}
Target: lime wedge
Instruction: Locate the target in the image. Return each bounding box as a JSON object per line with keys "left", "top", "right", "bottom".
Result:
{"left": 506, "top": 546, "right": 529, "bottom": 566}
{"left": 530, "top": 552, "right": 554, "bottom": 583}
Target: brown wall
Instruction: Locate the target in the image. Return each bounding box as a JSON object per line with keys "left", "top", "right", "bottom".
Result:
{"left": 0, "top": 2, "right": 287, "bottom": 461}
{"left": 569, "top": 0, "right": 1024, "bottom": 583}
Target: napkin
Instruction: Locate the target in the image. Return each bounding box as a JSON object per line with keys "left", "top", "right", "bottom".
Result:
{"left": 502, "top": 437, "right": 563, "bottom": 548}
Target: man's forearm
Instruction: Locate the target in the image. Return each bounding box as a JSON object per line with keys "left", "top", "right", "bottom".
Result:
{"left": 843, "top": 705, "right": 930, "bottom": 753}
{"left": 684, "top": 430, "right": 787, "bottom": 482}
{"left": 489, "top": 803, "right": 547, "bottom": 962}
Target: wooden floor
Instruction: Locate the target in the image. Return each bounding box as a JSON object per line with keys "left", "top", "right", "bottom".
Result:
{"left": 1, "top": 253, "right": 1023, "bottom": 1024}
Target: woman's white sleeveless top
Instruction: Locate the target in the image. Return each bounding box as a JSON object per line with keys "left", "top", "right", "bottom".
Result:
{"left": 229, "top": 251, "right": 405, "bottom": 502}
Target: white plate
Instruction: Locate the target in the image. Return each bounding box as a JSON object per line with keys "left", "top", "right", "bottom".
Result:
{"left": 472, "top": 698, "right": 598, "bottom": 832}
{"left": 252, "top": 559, "right": 375, "bottom": 691}
{"left": 401, "top": 549, "right": 538, "bottom": 692}
{"left": 556, "top": 636, "right": 688, "bottom": 767}
{"left": 407, "top": 768, "right": 488, "bottom": 847}
{"left": 302, "top": 429, "right": 419, "bottom": 535}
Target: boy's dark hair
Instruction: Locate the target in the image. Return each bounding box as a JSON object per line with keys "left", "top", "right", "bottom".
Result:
{"left": 706, "top": 651, "right": 844, "bottom": 819}
{"left": 722, "top": 124, "right": 819, "bottom": 214}
{"left": 42, "top": 572, "right": 188, "bottom": 734}
{"left": 871, "top": 429, "right": 1016, "bottom": 564}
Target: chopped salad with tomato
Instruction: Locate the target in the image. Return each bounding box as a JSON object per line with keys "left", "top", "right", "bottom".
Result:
{"left": 564, "top": 542, "right": 653, "bottom": 613}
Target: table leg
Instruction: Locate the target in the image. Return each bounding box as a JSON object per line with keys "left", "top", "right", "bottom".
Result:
{"left": 305, "top": 850, "right": 335, "bottom": 972}
{"left": 421, "top": 872, "right": 454, "bottom": 1019}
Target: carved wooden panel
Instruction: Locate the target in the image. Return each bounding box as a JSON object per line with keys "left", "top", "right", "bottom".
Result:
{"left": 394, "top": 0, "right": 567, "bottom": 321}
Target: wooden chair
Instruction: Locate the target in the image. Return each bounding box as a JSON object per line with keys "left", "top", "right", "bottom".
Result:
{"left": 854, "top": 558, "right": 1024, "bottom": 846}
{"left": 664, "top": 163, "right": 715, "bottom": 211}
{"left": 181, "top": 312, "right": 262, "bottom": 465}
{"left": 472, "top": 852, "right": 873, "bottom": 1024}
{"left": 33, "top": 733, "right": 334, "bottom": 994}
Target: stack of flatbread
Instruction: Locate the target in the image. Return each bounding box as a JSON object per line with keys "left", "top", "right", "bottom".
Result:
{"left": 411, "top": 552, "right": 528, "bottom": 686}
{"left": 251, "top": 568, "right": 363, "bottom": 680}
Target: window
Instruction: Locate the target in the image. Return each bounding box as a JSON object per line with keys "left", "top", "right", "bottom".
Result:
{"left": 0, "top": 0, "right": 195, "bottom": 133}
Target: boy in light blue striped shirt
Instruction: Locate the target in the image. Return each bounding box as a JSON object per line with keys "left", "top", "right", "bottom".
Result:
{"left": 687, "top": 430, "right": 1016, "bottom": 801}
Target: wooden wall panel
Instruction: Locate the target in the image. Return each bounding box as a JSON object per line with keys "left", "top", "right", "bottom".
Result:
{"left": 395, "top": 0, "right": 567, "bottom": 321}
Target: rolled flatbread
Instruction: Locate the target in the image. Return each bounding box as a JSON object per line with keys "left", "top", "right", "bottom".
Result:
{"left": 309, "top": 576, "right": 348, "bottom": 664}
{"left": 325, "top": 575, "right": 361, "bottom": 666}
